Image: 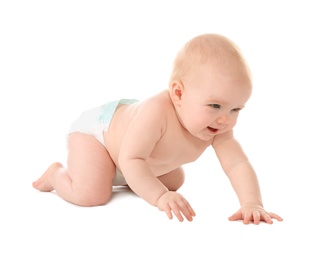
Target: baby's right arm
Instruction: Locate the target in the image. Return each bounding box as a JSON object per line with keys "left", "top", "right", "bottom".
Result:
{"left": 118, "top": 102, "right": 195, "bottom": 221}
{"left": 119, "top": 155, "right": 195, "bottom": 221}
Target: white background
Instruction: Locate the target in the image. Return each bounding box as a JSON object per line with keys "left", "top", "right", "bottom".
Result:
{"left": 1, "top": 1, "right": 309, "bottom": 259}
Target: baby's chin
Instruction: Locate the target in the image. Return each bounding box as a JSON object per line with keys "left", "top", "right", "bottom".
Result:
{"left": 194, "top": 132, "right": 215, "bottom": 142}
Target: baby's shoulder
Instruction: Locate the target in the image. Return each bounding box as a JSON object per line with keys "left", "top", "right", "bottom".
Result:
{"left": 128, "top": 91, "right": 175, "bottom": 131}
{"left": 138, "top": 91, "right": 173, "bottom": 114}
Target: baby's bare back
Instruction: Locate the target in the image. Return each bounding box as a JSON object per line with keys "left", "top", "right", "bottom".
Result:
{"left": 104, "top": 90, "right": 211, "bottom": 176}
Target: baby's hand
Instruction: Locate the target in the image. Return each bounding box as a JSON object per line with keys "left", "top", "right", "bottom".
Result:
{"left": 155, "top": 191, "right": 196, "bottom": 222}
{"left": 228, "top": 204, "right": 283, "bottom": 224}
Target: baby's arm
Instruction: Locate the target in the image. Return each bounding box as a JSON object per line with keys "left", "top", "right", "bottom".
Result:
{"left": 212, "top": 130, "right": 283, "bottom": 224}
{"left": 118, "top": 102, "right": 195, "bottom": 221}
{"left": 119, "top": 156, "right": 195, "bottom": 222}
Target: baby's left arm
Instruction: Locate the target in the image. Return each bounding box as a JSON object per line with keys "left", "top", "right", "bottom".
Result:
{"left": 212, "top": 130, "right": 283, "bottom": 224}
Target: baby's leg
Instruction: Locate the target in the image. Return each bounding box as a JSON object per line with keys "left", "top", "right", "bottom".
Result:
{"left": 157, "top": 167, "right": 185, "bottom": 191}
{"left": 32, "top": 132, "right": 116, "bottom": 206}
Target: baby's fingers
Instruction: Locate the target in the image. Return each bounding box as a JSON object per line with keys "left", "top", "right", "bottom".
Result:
{"left": 169, "top": 199, "right": 196, "bottom": 222}
{"left": 177, "top": 198, "right": 196, "bottom": 222}
{"left": 170, "top": 203, "right": 185, "bottom": 222}
{"left": 260, "top": 212, "right": 273, "bottom": 224}
{"left": 268, "top": 212, "right": 283, "bottom": 222}
{"left": 229, "top": 209, "right": 283, "bottom": 225}
{"left": 156, "top": 191, "right": 195, "bottom": 222}
{"left": 243, "top": 211, "right": 253, "bottom": 224}
{"left": 162, "top": 202, "right": 185, "bottom": 221}
{"left": 228, "top": 210, "right": 259, "bottom": 224}
{"left": 228, "top": 211, "right": 243, "bottom": 221}
{"left": 164, "top": 208, "right": 173, "bottom": 220}
{"left": 254, "top": 211, "right": 283, "bottom": 224}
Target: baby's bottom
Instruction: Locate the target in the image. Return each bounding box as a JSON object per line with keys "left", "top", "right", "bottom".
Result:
{"left": 33, "top": 132, "right": 185, "bottom": 207}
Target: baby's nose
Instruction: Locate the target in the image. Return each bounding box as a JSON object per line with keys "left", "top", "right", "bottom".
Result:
{"left": 217, "top": 114, "right": 230, "bottom": 125}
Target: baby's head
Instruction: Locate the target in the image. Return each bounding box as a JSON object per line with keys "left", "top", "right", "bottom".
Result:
{"left": 169, "top": 33, "right": 252, "bottom": 90}
{"left": 168, "top": 34, "right": 253, "bottom": 141}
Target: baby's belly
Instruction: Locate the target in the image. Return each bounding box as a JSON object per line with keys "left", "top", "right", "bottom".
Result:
{"left": 149, "top": 164, "right": 180, "bottom": 177}
{"left": 145, "top": 156, "right": 197, "bottom": 177}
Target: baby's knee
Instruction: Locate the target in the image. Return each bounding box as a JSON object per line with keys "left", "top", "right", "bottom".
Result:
{"left": 171, "top": 168, "right": 185, "bottom": 190}
{"left": 158, "top": 167, "right": 185, "bottom": 191}
{"left": 75, "top": 190, "right": 112, "bottom": 207}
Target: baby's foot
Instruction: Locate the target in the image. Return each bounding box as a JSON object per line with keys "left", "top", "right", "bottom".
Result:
{"left": 32, "top": 162, "right": 63, "bottom": 192}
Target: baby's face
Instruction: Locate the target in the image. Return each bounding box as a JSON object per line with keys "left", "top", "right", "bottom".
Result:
{"left": 176, "top": 64, "right": 252, "bottom": 141}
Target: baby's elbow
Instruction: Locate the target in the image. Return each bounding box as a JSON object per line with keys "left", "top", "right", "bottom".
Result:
{"left": 118, "top": 153, "right": 145, "bottom": 171}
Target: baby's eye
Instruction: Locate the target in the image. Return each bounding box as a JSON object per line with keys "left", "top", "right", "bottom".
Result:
{"left": 232, "top": 108, "right": 241, "bottom": 112}
{"left": 210, "top": 104, "right": 221, "bottom": 109}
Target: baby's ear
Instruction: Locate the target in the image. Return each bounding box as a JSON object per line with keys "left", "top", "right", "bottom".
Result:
{"left": 169, "top": 80, "right": 184, "bottom": 106}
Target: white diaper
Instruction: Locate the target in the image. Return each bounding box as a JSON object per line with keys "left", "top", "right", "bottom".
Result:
{"left": 67, "top": 99, "right": 139, "bottom": 186}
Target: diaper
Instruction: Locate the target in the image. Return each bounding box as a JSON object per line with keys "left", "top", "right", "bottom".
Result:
{"left": 67, "top": 98, "right": 139, "bottom": 186}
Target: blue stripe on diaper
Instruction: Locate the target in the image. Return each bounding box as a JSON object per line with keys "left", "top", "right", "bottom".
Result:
{"left": 97, "top": 99, "right": 139, "bottom": 129}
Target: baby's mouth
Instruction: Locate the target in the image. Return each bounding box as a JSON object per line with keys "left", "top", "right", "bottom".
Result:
{"left": 207, "top": 126, "right": 218, "bottom": 133}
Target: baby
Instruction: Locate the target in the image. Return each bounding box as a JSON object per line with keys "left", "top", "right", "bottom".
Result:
{"left": 33, "top": 33, "right": 283, "bottom": 224}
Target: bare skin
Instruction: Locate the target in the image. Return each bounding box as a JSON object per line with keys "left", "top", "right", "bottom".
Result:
{"left": 34, "top": 133, "right": 116, "bottom": 206}
{"left": 33, "top": 89, "right": 282, "bottom": 223}
{"left": 33, "top": 34, "right": 283, "bottom": 224}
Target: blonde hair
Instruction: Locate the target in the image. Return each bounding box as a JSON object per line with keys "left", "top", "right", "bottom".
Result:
{"left": 168, "top": 34, "right": 252, "bottom": 87}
